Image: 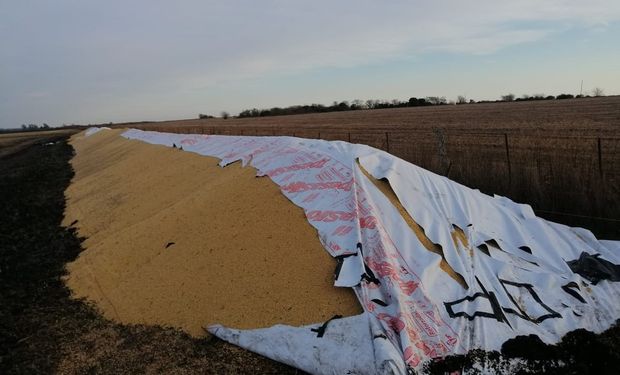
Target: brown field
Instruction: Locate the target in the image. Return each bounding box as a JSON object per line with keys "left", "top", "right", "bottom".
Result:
{"left": 112, "top": 97, "right": 620, "bottom": 238}
{"left": 0, "top": 129, "right": 79, "bottom": 158}
{"left": 117, "top": 96, "right": 619, "bottom": 136}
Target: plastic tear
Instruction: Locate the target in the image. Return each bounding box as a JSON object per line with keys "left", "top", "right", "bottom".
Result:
{"left": 334, "top": 252, "right": 364, "bottom": 287}
{"left": 561, "top": 282, "right": 587, "bottom": 304}
{"left": 357, "top": 161, "right": 468, "bottom": 290}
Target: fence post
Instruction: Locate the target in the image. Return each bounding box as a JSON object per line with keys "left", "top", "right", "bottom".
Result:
{"left": 598, "top": 137, "right": 603, "bottom": 177}
{"left": 385, "top": 132, "right": 390, "bottom": 152}
{"left": 505, "top": 133, "right": 512, "bottom": 186}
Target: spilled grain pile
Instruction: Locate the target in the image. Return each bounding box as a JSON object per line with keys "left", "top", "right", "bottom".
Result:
{"left": 63, "top": 128, "right": 620, "bottom": 373}
{"left": 63, "top": 129, "right": 361, "bottom": 336}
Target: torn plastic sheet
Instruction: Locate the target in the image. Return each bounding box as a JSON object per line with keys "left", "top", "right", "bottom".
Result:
{"left": 117, "top": 128, "right": 620, "bottom": 374}
{"left": 208, "top": 313, "right": 405, "bottom": 375}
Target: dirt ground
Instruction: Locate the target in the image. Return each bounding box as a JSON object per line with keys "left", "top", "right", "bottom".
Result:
{"left": 426, "top": 323, "right": 620, "bottom": 375}
{"left": 0, "top": 136, "right": 303, "bottom": 374}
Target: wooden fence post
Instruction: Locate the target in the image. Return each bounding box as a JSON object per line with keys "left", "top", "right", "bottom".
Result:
{"left": 505, "top": 133, "right": 512, "bottom": 186}
{"left": 598, "top": 137, "right": 603, "bottom": 177}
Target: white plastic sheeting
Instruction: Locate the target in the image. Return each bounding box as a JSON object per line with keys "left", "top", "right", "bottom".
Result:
{"left": 117, "top": 128, "right": 620, "bottom": 374}
{"left": 84, "top": 126, "right": 110, "bottom": 137}
{"left": 210, "top": 313, "right": 384, "bottom": 375}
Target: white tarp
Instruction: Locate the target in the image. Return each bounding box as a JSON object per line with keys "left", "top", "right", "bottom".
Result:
{"left": 83, "top": 126, "right": 110, "bottom": 137}
{"left": 116, "top": 128, "right": 620, "bottom": 374}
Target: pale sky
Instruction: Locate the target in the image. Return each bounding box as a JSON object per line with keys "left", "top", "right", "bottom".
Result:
{"left": 1, "top": 1, "right": 619, "bottom": 128}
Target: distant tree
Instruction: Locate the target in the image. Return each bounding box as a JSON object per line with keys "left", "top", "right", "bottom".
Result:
{"left": 592, "top": 87, "right": 604, "bottom": 97}
{"left": 501, "top": 93, "right": 515, "bottom": 102}
{"left": 408, "top": 97, "right": 428, "bottom": 106}
{"left": 235, "top": 93, "right": 479, "bottom": 118}
{"left": 457, "top": 95, "right": 467, "bottom": 104}
{"left": 557, "top": 93, "right": 575, "bottom": 100}
{"left": 425, "top": 96, "right": 447, "bottom": 105}
{"left": 220, "top": 111, "right": 229, "bottom": 119}
{"left": 351, "top": 99, "right": 365, "bottom": 110}
{"left": 198, "top": 113, "right": 214, "bottom": 119}
{"left": 238, "top": 109, "right": 260, "bottom": 118}
{"left": 21, "top": 124, "right": 27, "bottom": 130}
{"left": 42, "top": 123, "right": 50, "bottom": 129}
{"left": 336, "top": 101, "right": 350, "bottom": 111}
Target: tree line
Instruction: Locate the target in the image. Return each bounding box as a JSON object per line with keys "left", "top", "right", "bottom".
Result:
{"left": 236, "top": 97, "right": 450, "bottom": 118}
{"left": 0, "top": 123, "right": 51, "bottom": 133}
{"left": 200, "top": 88, "right": 606, "bottom": 119}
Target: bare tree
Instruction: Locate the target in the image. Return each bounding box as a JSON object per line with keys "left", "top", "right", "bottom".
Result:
{"left": 501, "top": 93, "right": 515, "bottom": 102}
{"left": 221, "top": 111, "right": 229, "bottom": 119}
{"left": 425, "top": 96, "right": 447, "bottom": 105}
{"left": 592, "top": 87, "right": 604, "bottom": 97}
{"left": 351, "top": 99, "right": 365, "bottom": 109}
{"left": 457, "top": 95, "right": 467, "bottom": 104}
